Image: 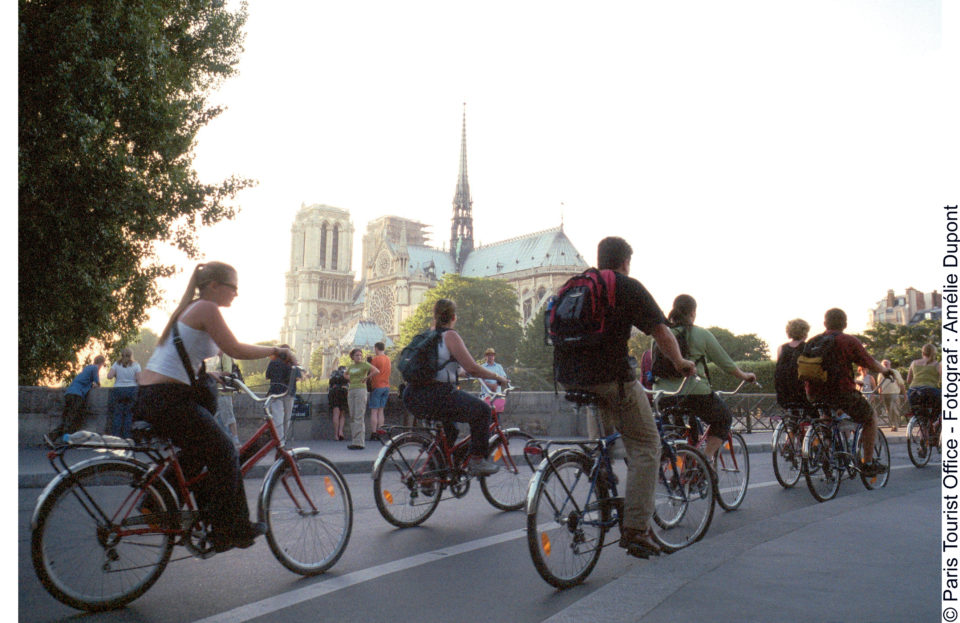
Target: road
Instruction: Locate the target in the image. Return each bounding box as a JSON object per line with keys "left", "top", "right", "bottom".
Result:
{"left": 19, "top": 444, "right": 939, "bottom": 622}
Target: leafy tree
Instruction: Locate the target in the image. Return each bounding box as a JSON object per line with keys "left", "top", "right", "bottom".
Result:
{"left": 397, "top": 275, "right": 523, "bottom": 367}
{"left": 855, "top": 320, "right": 941, "bottom": 369}
{"left": 705, "top": 327, "right": 770, "bottom": 361}
{"left": 120, "top": 328, "right": 159, "bottom": 369}
{"left": 513, "top": 305, "right": 554, "bottom": 390}
{"left": 19, "top": 0, "right": 252, "bottom": 385}
{"left": 237, "top": 341, "right": 277, "bottom": 377}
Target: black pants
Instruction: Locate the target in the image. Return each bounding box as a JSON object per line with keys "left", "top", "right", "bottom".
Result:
{"left": 660, "top": 393, "right": 733, "bottom": 439}
{"left": 52, "top": 393, "right": 86, "bottom": 439}
{"left": 135, "top": 384, "right": 251, "bottom": 538}
{"left": 402, "top": 383, "right": 492, "bottom": 457}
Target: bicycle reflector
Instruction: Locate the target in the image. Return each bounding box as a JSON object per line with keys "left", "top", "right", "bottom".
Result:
{"left": 325, "top": 476, "right": 336, "bottom": 497}
{"left": 541, "top": 533, "right": 552, "bottom": 557}
{"left": 384, "top": 490, "right": 394, "bottom": 504}
{"left": 493, "top": 447, "right": 503, "bottom": 462}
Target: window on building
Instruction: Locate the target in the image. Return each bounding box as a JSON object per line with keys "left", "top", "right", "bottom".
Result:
{"left": 332, "top": 225, "right": 339, "bottom": 270}
{"left": 319, "top": 223, "right": 327, "bottom": 269}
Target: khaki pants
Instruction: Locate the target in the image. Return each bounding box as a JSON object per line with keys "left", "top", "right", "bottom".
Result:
{"left": 880, "top": 394, "right": 905, "bottom": 429}
{"left": 562, "top": 380, "right": 660, "bottom": 531}
{"left": 347, "top": 388, "right": 368, "bottom": 447}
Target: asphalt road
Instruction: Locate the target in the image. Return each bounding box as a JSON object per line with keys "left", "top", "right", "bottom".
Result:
{"left": 19, "top": 444, "right": 940, "bottom": 623}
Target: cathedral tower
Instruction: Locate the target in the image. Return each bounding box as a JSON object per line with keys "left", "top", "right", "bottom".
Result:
{"left": 450, "top": 103, "right": 474, "bottom": 271}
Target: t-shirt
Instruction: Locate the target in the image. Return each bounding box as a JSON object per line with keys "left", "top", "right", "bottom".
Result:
{"left": 110, "top": 362, "right": 141, "bottom": 387}
{"left": 65, "top": 364, "right": 101, "bottom": 397}
{"left": 805, "top": 330, "right": 874, "bottom": 396}
{"left": 479, "top": 361, "right": 505, "bottom": 397}
{"left": 653, "top": 325, "right": 740, "bottom": 396}
{"left": 554, "top": 271, "right": 667, "bottom": 386}
{"left": 266, "top": 359, "right": 296, "bottom": 395}
{"left": 370, "top": 354, "right": 391, "bottom": 389}
{"left": 877, "top": 369, "right": 905, "bottom": 395}
{"left": 346, "top": 361, "right": 373, "bottom": 390}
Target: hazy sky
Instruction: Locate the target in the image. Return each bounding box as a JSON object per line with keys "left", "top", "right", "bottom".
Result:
{"left": 147, "top": 0, "right": 957, "bottom": 356}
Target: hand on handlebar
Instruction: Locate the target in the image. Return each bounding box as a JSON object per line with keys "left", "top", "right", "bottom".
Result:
{"left": 678, "top": 359, "right": 697, "bottom": 377}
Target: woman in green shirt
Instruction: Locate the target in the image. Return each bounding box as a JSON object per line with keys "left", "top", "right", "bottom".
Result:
{"left": 344, "top": 348, "right": 380, "bottom": 449}
{"left": 653, "top": 294, "right": 756, "bottom": 460}
{"left": 906, "top": 343, "right": 941, "bottom": 417}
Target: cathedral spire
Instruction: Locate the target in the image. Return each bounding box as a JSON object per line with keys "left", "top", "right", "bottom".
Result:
{"left": 451, "top": 102, "right": 474, "bottom": 271}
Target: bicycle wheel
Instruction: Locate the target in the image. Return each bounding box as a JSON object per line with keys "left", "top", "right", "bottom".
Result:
{"left": 907, "top": 416, "right": 932, "bottom": 468}
{"left": 481, "top": 429, "right": 534, "bottom": 511}
{"left": 804, "top": 425, "right": 841, "bottom": 502}
{"left": 31, "top": 460, "right": 175, "bottom": 611}
{"left": 772, "top": 421, "right": 802, "bottom": 488}
{"left": 526, "top": 450, "right": 605, "bottom": 589}
{"left": 261, "top": 452, "right": 353, "bottom": 575}
{"left": 373, "top": 433, "right": 443, "bottom": 528}
{"left": 714, "top": 433, "right": 749, "bottom": 511}
{"left": 651, "top": 443, "right": 715, "bottom": 552}
{"left": 859, "top": 428, "right": 891, "bottom": 490}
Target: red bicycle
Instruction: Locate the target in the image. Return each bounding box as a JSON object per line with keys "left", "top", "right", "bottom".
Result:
{"left": 906, "top": 392, "right": 941, "bottom": 468}
{"left": 31, "top": 367, "right": 352, "bottom": 612}
{"left": 372, "top": 385, "right": 533, "bottom": 527}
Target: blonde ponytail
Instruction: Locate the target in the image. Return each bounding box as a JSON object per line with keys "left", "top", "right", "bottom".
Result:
{"left": 158, "top": 262, "right": 236, "bottom": 344}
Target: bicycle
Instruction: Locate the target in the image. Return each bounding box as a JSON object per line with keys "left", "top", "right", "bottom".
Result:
{"left": 524, "top": 377, "right": 715, "bottom": 589}
{"left": 906, "top": 391, "right": 942, "bottom": 468}
{"left": 802, "top": 398, "right": 890, "bottom": 502}
{"left": 770, "top": 402, "right": 817, "bottom": 488}
{"left": 658, "top": 380, "right": 755, "bottom": 511}
{"left": 371, "top": 385, "right": 533, "bottom": 528}
{"left": 31, "top": 367, "right": 353, "bottom": 612}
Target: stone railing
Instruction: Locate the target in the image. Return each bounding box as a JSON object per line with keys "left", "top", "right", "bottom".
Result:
{"left": 18, "top": 387, "right": 904, "bottom": 447}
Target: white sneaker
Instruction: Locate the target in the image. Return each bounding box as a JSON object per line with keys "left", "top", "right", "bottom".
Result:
{"left": 467, "top": 456, "right": 500, "bottom": 477}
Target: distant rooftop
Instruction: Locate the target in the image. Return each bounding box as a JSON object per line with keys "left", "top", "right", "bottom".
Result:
{"left": 460, "top": 227, "right": 587, "bottom": 277}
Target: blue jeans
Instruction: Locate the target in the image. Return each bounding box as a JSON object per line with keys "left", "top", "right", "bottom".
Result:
{"left": 402, "top": 383, "right": 491, "bottom": 457}
{"left": 109, "top": 386, "right": 138, "bottom": 439}
{"left": 908, "top": 386, "right": 941, "bottom": 417}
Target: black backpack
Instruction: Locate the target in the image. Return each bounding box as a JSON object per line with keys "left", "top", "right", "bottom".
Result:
{"left": 774, "top": 343, "right": 806, "bottom": 406}
{"left": 650, "top": 326, "right": 708, "bottom": 382}
{"left": 545, "top": 268, "right": 616, "bottom": 349}
{"left": 396, "top": 328, "right": 449, "bottom": 385}
{"left": 797, "top": 333, "right": 846, "bottom": 388}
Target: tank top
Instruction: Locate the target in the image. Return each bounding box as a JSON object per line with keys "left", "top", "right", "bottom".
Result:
{"left": 146, "top": 318, "right": 219, "bottom": 384}
{"left": 435, "top": 331, "right": 459, "bottom": 383}
{"left": 910, "top": 362, "right": 940, "bottom": 388}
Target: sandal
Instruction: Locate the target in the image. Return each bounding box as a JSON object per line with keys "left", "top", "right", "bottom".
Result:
{"left": 619, "top": 527, "right": 663, "bottom": 559}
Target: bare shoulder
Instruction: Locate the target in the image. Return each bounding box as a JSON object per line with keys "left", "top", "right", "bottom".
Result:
{"left": 179, "top": 300, "right": 221, "bottom": 329}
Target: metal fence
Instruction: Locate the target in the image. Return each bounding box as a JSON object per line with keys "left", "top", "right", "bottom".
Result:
{"left": 724, "top": 393, "right": 906, "bottom": 433}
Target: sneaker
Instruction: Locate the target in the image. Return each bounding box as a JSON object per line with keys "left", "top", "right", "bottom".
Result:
{"left": 466, "top": 456, "right": 500, "bottom": 477}
{"left": 859, "top": 460, "right": 888, "bottom": 477}
{"left": 347, "top": 444, "right": 364, "bottom": 450}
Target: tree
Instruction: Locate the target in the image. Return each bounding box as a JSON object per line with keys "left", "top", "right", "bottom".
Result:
{"left": 19, "top": 1, "right": 252, "bottom": 385}
{"left": 855, "top": 320, "right": 941, "bottom": 369}
{"left": 123, "top": 328, "right": 159, "bottom": 368}
{"left": 705, "top": 327, "right": 770, "bottom": 361}
{"left": 397, "top": 275, "right": 523, "bottom": 367}
{"left": 237, "top": 341, "right": 277, "bottom": 377}
{"left": 514, "top": 305, "right": 554, "bottom": 390}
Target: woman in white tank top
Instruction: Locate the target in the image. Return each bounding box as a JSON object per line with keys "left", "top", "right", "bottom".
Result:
{"left": 137, "top": 262, "right": 297, "bottom": 553}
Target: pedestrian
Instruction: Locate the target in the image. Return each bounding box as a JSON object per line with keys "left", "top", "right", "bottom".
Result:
{"left": 212, "top": 353, "right": 241, "bottom": 446}
{"left": 48, "top": 355, "right": 105, "bottom": 441}
{"left": 265, "top": 344, "right": 308, "bottom": 445}
{"left": 368, "top": 342, "right": 391, "bottom": 440}
{"left": 107, "top": 348, "right": 140, "bottom": 439}
{"left": 478, "top": 347, "right": 507, "bottom": 413}
{"left": 328, "top": 366, "right": 349, "bottom": 440}
{"left": 876, "top": 359, "right": 906, "bottom": 431}
{"left": 344, "top": 348, "right": 379, "bottom": 449}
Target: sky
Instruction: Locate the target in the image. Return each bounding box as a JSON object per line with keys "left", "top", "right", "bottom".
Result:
{"left": 145, "top": 0, "right": 958, "bottom": 358}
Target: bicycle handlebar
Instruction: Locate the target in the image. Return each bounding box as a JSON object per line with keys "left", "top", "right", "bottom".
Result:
{"left": 715, "top": 379, "right": 762, "bottom": 397}
{"left": 465, "top": 377, "right": 516, "bottom": 400}
{"left": 221, "top": 365, "right": 307, "bottom": 403}
{"left": 641, "top": 375, "right": 696, "bottom": 406}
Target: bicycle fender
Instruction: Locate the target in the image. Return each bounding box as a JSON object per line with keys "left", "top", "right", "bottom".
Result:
{"left": 370, "top": 432, "right": 433, "bottom": 480}
{"left": 30, "top": 456, "right": 156, "bottom": 530}
{"left": 486, "top": 427, "right": 523, "bottom": 448}
{"left": 800, "top": 427, "right": 819, "bottom": 460}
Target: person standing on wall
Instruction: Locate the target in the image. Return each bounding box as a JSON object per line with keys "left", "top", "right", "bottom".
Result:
{"left": 48, "top": 355, "right": 105, "bottom": 441}
{"left": 344, "top": 348, "right": 379, "bottom": 450}
{"left": 107, "top": 348, "right": 141, "bottom": 439}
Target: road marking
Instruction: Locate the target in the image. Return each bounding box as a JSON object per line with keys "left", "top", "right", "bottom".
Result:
{"left": 191, "top": 528, "right": 527, "bottom": 623}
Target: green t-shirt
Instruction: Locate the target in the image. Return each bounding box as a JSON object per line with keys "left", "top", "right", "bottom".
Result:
{"left": 346, "top": 361, "right": 373, "bottom": 390}
{"left": 653, "top": 325, "right": 740, "bottom": 395}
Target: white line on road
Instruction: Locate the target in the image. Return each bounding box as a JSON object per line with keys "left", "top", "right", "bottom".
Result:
{"left": 193, "top": 460, "right": 930, "bottom": 623}
{"left": 191, "top": 528, "right": 527, "bottom": 623}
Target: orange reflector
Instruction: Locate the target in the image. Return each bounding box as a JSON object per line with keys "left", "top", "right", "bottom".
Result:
{"left": 674, "top": 456, "right": 684, "bottom": 470}
{"left": 325, "top": 476, "right": 335, "bottom": 497}
{"left": 384, "top": 490, "right": 394, "bottom": 504}
{"left": 493, "top": 447, "right": 503, "bottom": 462}
{"left": 541, "top": 533, "right": 551, "bottom": 557}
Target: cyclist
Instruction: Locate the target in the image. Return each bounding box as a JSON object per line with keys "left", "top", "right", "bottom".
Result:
{"left": 653, "top": 294, "right": 757, "bottom": 463}
{"left": 555, "top": 236, "right": 696, "bottom": 558}
{"left": 906, "top": 343, "right": 941, "bottom": 418}
{"left": 401, "top": 298, "right": 510, "bottom": 477}
{"left": 804, "top": 308, "right": 891, "bottom": 477}
{"left": 135, "top": 261, "right": 297, "bottom": 553}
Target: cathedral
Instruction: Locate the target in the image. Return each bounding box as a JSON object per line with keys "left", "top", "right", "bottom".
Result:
{"left": 280, "top": 108, "right": 588, "bottom": 375}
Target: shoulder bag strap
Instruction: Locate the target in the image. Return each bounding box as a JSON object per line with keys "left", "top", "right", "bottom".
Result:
{"left": 172, "top": 322, "right": 201, "bottom": 389}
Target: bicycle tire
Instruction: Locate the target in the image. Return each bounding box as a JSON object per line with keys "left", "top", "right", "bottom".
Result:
{"left": 526, "top": 450, "right": 605, "bottom": 589}
{"left": 714, "top": 432, "right": 749, "bottom": 511}
{"left": 804, "top": 425, "right": 841, "bottom": 502}
{"left": 261, "top": 451, "right": 353, "bottom": 575}
{"left": 31, "top": 460, "right": 175, "bottom": 611}
{"left": 859, "top": 428, "right": 890, "bottom": 490}
{"left": 772, "top": 421, "right": 803, "bottom": 488}
{"left": 906, "top": 416, "right": 932, "bottom": 468}
{"left": 481, "top": 429, "right": 534, "bottom": 511}
{"left": 651, "top": 443, "right": 715, "bottom": 552}
{"left": 373, "top": 433, "right": 443, "bottom": 528}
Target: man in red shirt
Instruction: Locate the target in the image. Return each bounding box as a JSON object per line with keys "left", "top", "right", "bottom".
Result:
{"left": 806, "top": 308, "right": 892, "bottom": 476}
{"left": 369, "top": 342, "right": 392, "bottom": 440}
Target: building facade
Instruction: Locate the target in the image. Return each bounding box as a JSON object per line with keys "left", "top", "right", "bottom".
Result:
{"left": 868, "top": 287, "right": 942, "bottom": 326}
{"left": 281, "top": 107, "right": 588, "bottom": 375}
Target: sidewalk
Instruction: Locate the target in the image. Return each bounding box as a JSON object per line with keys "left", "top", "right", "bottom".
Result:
{"left": 16, "top": 429, "right": 909, "bottom": 489}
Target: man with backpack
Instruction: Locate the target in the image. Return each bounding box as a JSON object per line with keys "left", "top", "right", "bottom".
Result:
{"left": 552, "top": 236, "right": 695, "bottom": 559}
{"left": 801, "top": 308, "right": 892, "bottom": 477}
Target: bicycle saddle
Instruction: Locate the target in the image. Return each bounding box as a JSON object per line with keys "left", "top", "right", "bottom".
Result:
{"left": 564, "top": 390, "right": 599, "bottom": 406}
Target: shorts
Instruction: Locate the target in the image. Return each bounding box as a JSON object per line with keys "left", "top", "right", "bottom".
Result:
{"left": 818, "top": 391, "right": 873, "bottom": 424}
{"left": 368, "top": 386, "right": 389, "bottom": 409}
{"left": 660, "top": 393, "right": 732, "bottom": 439}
